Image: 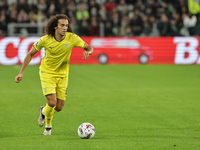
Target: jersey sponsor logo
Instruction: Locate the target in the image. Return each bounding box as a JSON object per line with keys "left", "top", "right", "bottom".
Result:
{"left": 44, "top": 87, "right": 47, "bottom": 92}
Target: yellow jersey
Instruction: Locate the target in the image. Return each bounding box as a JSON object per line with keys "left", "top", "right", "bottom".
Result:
{"left": 33, "top": 32, "right": 85, "bottom": 77}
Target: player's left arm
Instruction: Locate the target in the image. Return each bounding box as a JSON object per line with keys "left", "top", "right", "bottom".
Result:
{"left": 82, "top": 43, "right": 94, "bottom": 60}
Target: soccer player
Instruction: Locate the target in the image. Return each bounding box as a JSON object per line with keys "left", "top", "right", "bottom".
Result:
{"left": 15, "top": 14, "right": 94, "bottom": 135}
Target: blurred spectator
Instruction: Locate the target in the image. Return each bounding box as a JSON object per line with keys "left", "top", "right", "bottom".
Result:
{"left": 38, "top": 0, "right": 47, "bottom": 12}
{"left": 182, "top": 12, "right": 197, "bottom": 36}
{"left": 124, "top": 26, "right": 133, "bottom": 37}
{"left": 28, "top": 15, "right": 37, "bottom": 33}
{"left": 0, "top": 29, "right": 4, "bottom": 37}
{"left": 171, "top": 9, "right": 183, "bottom": 31}
{"left": 75, "top": 0, "right": 87, "bottom": 3}
{"left": 67, "top": 0, "right": 76, "bottom": 18}
{"left": 88, "top": 0, "right": 99, "bottom": 15}
{"left": 111, "top": 12, "right": 121, "bottom": 36}
{"left": 89, "top": 16, "right": 100, "bottom": 36}
{"left": 109, "top": 6, "right": 119, "bottom": 19}
{"left": 144, "top": 6, "right": 153, "bottom": 17}
{"left": 17, "top": 0, "right": 28, "bottom": 13}
{"left": 9, "top": 9, "right": 18, "bottom": 23}
{"left": 27, "top": 0, "right": 38, "bottom": 6}
{"left": 28, "top": 9, "right": 36, "bottom": 22}
{"left": 47, "top": 6, "right": 55, "bottom": 18}
{"left": 78, "top": 17, "right": 90, "bottom": 36}
{"left": 70, "top": 16, "right": 79, "bottom": 34}
{"left": 0, "top": 10, "right": 7, "bottom": 36}
{"left": 106, "top": 0, "right": 117, "bottom": 13}
{"left": 17, "top": 9, "right": 28, "bottom": 23}
{"left": 55, "top": 0, "right": 65, "bottom": 14}
{"left": 134, "top": 0, "right": 145, "bottom": 12}
{"left": 180, "top": 5, "right": 187, "bottom": 16}
{"left": 98, "top": 4, "right": 107, "bottom": 18}
{"left": 120, "top": 15, "right": 130, "bottom": 36}
{"left": 155, "top": 5, "right": 164, "bottom": 19}
{"left": 177, "top": 0, "right": 187, "bottom": 16}
{"left": 76, "top": 2, "right": 90, "bottom": 21}
{"left": 95, "top": 0, "right": 107, "bottom": 4}
{"left": 90, "top": 7, "right": 99, "bottom": 18}
{"left": 148, "top": 15, "right": 160, "bottom": 36}
{"left": 0, "top": 0, "right": 8, "bottom": 11}
{"left": 121, "top": 8, "right": 128, "bottom": 17}
{"left": 99, "top": 4, "right": 108, "bottom": 26}
{"left": 59, "top": 6, "right": 67, "bottom": 15}
{"left": 100, "top": 14, "right": 107, "bottom": 24}
{"left": 96, "top": 0, "right": 107, "bottom": 4}
{"left": 17, "top": 8, "right": 29, "bottom": 36}
{"left": 40, "top": 11, "right": 48, "bottom": 24}
{"left": 6, "top": 0, "right": 17, "bottom": 6}
{"left": 157, "top": 13, "right": 171, "bottom": 36}
{"left": 33, "top": 9, "right": 43, "bottom": 23}
{"left": 140, "top": 15, "right": 152, "bottom": 36}
{"left": 130, "top": 9, "right": 143, "bottom": 36}
{"left": 127, "top": 2, "right": 134, "bottom": 19}
{"left": 104, "top": 21, "right": 113, "bottom": 36}
{"left": 146, "top": 0, "right": 158, "bottom": 16}
{"left": 169, "top": 18, "right": 181, "bottom": 36}
{"left": 117, "top": 0, "right": 127, "bottom": 12}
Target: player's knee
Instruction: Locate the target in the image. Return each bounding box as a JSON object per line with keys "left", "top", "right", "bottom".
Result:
{"left": 46, "top": 98, "right": 57, "bottom": 107}
{"left": 48, "top": 101, "right": 56, "bottom": 107}
{"left": 56, "top": 105, "right": 63, "bottom": 112}
{"left": 46, "top": 94, "right": 57, "bottom": 107}
{"left": 56, "top": 98, "right": 65, "bottom": 112}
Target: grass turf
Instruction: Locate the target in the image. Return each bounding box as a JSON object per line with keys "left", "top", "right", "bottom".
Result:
{"left": 0, "top": 65, "right": 200, "bottom": 150}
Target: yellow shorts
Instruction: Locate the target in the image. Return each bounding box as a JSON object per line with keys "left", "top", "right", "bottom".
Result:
{"left": 40, "top": 73, "right": 69, "bottom": 100}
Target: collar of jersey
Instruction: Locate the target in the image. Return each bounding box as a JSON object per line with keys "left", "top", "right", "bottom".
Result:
{"left": 54, "top": 35, "right": 66, "bottom": 42}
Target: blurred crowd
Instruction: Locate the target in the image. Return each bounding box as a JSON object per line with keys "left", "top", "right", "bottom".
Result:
{"left": 0, "top": 0, "right": 200, "bottom": 37}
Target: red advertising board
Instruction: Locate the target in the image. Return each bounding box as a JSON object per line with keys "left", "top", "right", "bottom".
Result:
{"left": 0, "top": 37, "right": 200, "bottom": 65}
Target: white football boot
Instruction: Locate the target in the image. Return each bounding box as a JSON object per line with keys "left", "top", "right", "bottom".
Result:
{"left": 43, "top": 126, "right": 52, "bottom": 135}
{"left": 38, "top": 106, "right": 45, "bottom": 127}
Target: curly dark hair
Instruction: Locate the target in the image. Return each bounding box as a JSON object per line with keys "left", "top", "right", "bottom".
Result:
{"left": 44, "top": 14, "right": 74, "bottom": 37}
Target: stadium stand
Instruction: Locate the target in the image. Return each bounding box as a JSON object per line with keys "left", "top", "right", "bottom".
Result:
{"left": 0, "top": 0, "right": 200, "bottom": 37}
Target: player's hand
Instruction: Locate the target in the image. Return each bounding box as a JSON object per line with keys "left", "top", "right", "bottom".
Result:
{"left": 15, "top": 74, "right": 23, "bottom": 83}
{"left": 82, "top": 51, "right": 90, "bottom": 60}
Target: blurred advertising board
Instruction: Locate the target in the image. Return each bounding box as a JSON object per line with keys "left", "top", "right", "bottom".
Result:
{"left": 0, "top": 37, "right": 200, "bottom": 65}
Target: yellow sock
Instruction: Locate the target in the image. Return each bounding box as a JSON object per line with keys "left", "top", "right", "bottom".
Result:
{"left": 52, "top": 106, "right": 58, "bottom": 115}
{"left": 43, "top": 104, "right": 54, "bottom": 127}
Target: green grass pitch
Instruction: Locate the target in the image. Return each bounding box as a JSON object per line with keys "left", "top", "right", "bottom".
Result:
{"left": 0, "top": 65, "right": 200, "bottom": 150}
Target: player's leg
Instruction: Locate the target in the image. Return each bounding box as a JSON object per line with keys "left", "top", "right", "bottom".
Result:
{"left": 43, "top": 93, "right": 57, "bottom": 135}
{"left": 54, "top": 98, "right": 65, "bottom": 113}
{"left": 38, "top": 74, "right": 57, "bottom": 135}
{"left": 38, "top": 105, "right": 45, "bottom": 127}
{"left": 49, "top": 76, "right": 67, "bottom": 122}
{"left": 42, "top": 75, "right": 68, "bottom": 135}
{"left": 55, "top": 76, "right": 68, "bottom": 111}
{"left": 44, "top": 93, "right": 57, "bottom": 126}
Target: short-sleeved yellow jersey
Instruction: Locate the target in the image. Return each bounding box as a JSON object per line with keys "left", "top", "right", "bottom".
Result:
{"left": 33, "top": 32, "right": 85, "bottom": 77}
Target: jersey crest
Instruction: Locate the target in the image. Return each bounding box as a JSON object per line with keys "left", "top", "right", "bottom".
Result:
{"left": 64, "top": 43, "right": 70, "bottom": 48}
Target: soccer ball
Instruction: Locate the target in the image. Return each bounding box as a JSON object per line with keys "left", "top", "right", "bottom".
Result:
{"left": 78, "top": 122, "right": 95, "bottom": 139}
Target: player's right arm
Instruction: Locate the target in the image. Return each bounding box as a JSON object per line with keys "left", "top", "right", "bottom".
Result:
{"left": 15, "top": 47, "right": 37, "bottom": 83}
